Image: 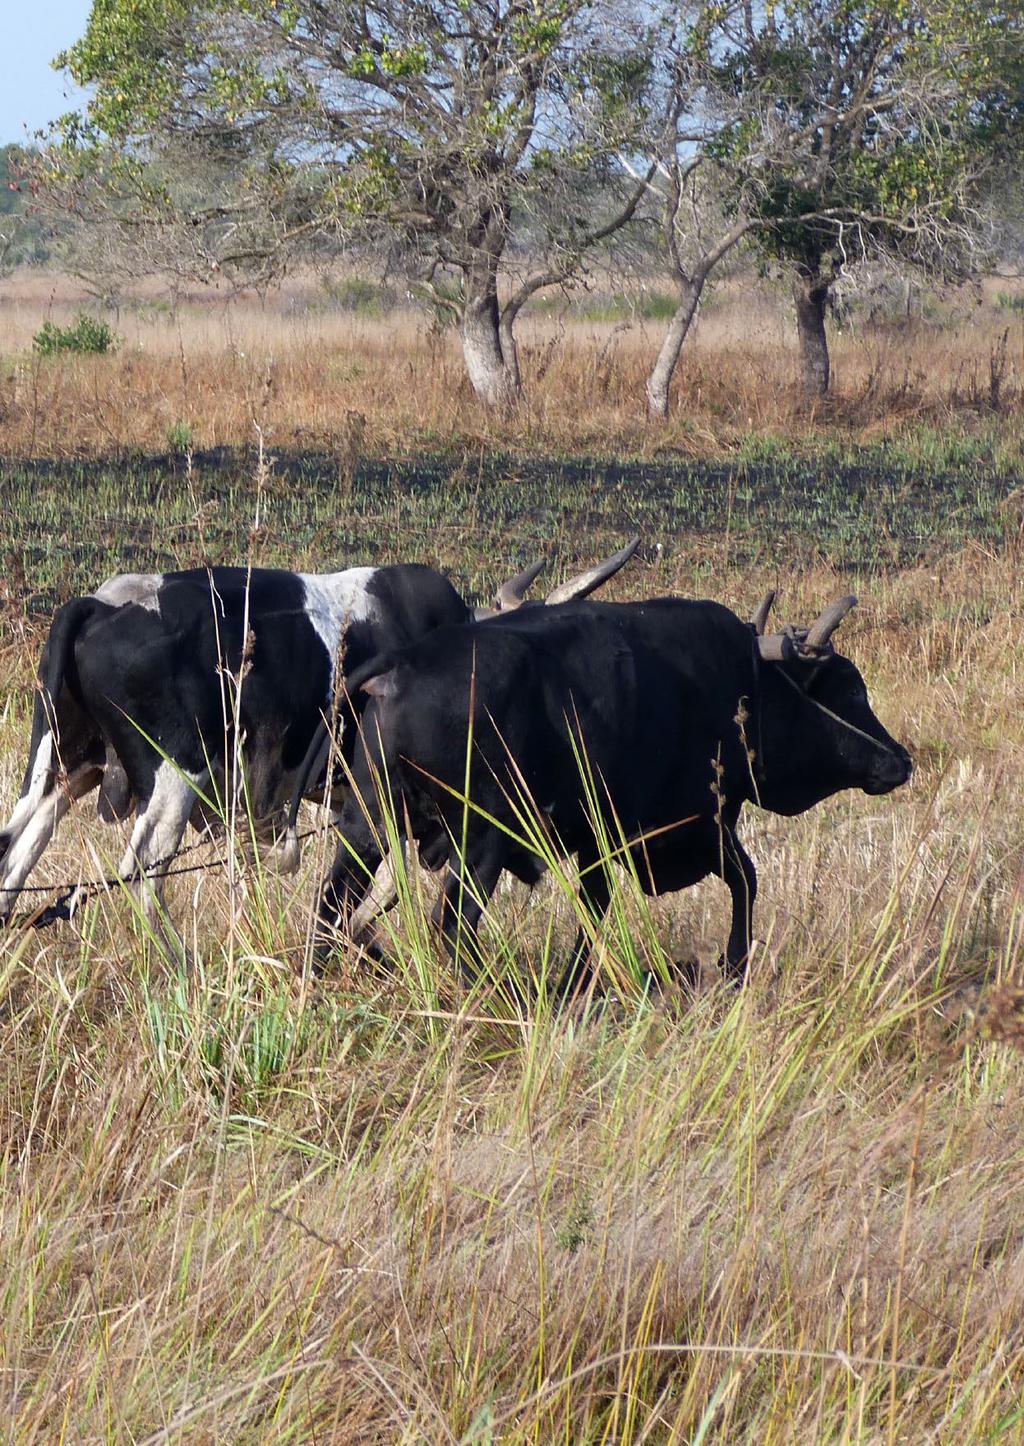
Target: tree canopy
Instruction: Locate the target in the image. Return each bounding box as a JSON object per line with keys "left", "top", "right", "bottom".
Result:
{"left": 30, "top": 0, "right": 1024, "bottom": 408}
{"left": 706, "top": 0, "right": 1024, "bottom": 392}
{"left": 54, "top": 0, "right": 658, "bottom": 405}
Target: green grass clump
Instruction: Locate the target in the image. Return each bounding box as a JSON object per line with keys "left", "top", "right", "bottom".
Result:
{"left": 32, "top": 312, "right": 119, "bottom": 357}
{"left": 994, "top": 290, "right": 1024, "bottom": 313}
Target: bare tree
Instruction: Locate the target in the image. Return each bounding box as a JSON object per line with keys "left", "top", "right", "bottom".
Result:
{"left": 642, "top": 159, "right": 762, "bottom": 419}
{"left": 0, "top": 146, "right": 51, "bottom": 278}
{"left": 32, "top": 138, "right": 326, "bottom": 309}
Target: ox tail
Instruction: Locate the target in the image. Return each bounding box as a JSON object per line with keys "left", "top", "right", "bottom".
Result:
{"left": 1, "top": 596, "right": 101, "bottom": 890}
{"left": 25, "top": 597, "right": 101, "bottom": 788}
{"left": 40, "top": 597, "right": 100, "bottom": 717}
{"left": 277, "top": 652, "right": 397, "bottom": 870}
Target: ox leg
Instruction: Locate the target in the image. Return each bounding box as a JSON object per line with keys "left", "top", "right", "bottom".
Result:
{"left": 558, "top": 848, "right": 612, "bottom": 1001}
{"left": 720, "top": 832, "right": 757, "bottom": 982}
{"left": 0, "top": 759, "right": 103, "bottom": 920}
{"left": 432, "top": 843, "right": 504, "bottom": 985}
{"left": 119, "top": 762, "right": 208, "bottom": 948}
{"left": 316, "top": 814, "right": 384, "bottom": 965}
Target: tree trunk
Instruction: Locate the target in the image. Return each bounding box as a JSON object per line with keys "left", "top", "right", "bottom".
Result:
{"left": 646, "top": 279, "right": 702, "bottom": 418}
{"left": 461, "top": 286, "right": 518, "bottom": 410}
{"left": 793, "top": 276, "right": 831, "bottom": 397}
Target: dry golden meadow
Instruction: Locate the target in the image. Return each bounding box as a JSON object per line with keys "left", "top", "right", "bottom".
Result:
{"left": 1, "top": 268, "right": 1022, "bottom": 457}
{"left": 1, "top": 269, "right": 1024, "bottom": 1442}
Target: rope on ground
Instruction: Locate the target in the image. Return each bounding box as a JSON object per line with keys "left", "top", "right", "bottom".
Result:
{"left": 7, "top": 827, "right": 323, "bottom": 933}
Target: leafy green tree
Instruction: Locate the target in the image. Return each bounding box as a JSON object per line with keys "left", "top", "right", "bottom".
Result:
{"left": 640, "top": 0, "right": 1024, "bottom": 414}
{"left": 721, "top": 0, "right": 1024, "bottom": 397}
{"left": 47, "top": 0, "right": 657, "bottom": 407}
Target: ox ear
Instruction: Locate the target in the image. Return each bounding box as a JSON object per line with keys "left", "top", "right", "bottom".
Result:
{"left": 362, "top": 671, "right": 396, "bottom": 700}
{"left": 543, "top": 536, "right": 640, "bottom": 605}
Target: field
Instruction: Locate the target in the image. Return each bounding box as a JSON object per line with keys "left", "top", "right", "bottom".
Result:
{"left": 2, "top": 279, "right": 1024, "bottom": 1442}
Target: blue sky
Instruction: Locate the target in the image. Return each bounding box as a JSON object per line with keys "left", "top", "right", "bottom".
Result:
{"left": 2, "top": 1, "right": 93, "bottom": 145}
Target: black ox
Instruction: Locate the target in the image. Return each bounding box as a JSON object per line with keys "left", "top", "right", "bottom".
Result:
{"left": 313, "top": 592, "right": 912, "bottom": 989}
{"left": 0, "top": 544, "right": 635, "bottom": 926}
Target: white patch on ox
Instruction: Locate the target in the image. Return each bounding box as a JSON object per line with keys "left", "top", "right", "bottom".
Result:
{"left": 350, "top": 856, "right": 401, "bottom": 937}
{"left": 119, "top": 761, "right": 209, "bottom": 920}
{"left": 1, "top": 730, "right": 54, "bottom": 843}
{"left": 0, "top": 757, "right": 102, "bottom": 918}
{"left": 300, "top": 568, "right": 379, "bottom": 689}
{"left": 93, "top": 573, "right": 162, "bottom": 612}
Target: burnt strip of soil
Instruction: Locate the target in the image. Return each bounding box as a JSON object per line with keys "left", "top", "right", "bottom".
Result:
{"left": 1, "top": 449, "right": 1020, "bottom": 615}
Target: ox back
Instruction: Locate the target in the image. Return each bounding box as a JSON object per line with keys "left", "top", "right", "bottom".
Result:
{"left": 318, "top": 597, "right": 912, "bottom": 991}
{"left": 0, "top": 538, "right": 638, "bottom": 930}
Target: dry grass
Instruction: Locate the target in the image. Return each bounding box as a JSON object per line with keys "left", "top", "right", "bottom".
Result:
{"left": 2, "top": 520, "right": 1024, "bottom": 1440}
{"left": 1, "top": 269, "right": 1023, "bottom": 457}
{"left": 2, "top": 268, "right": 1024, "bottom": 1437}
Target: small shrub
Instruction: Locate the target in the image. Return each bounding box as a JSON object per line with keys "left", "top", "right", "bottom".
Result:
{"left": 556, "top": 1195, "right": 594, "bottom": 1252}
{"left": 995, "top": 291, "right": 1024, "bottom": 314}
{"left": 166, "top": 420, "right": 195, "bottom": 453}
{"left": 321, "top": 275, "right": 397, "bottom": 316}
{"left": 562, "top": 290, "right": 680, "bottom": 323}
{"left": 33, "top": 313, "right": 119, "bottom": 356}
{"left": 127, "top": 296, "right": 174, "bottom": 323}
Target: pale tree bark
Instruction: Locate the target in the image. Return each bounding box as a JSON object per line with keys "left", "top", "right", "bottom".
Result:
{"left": 456, "top": 201, "right": 522, "bottom": 409}
{"left": 646, "top": 280, "right": 701, "bottom": 418}
{"left": 793, "top": 274, "right": 831, "bottom": 397}
{"left": 455, "top": 167, "right": 655, "bottom": 410}
{"left": 644, "top": 193, "right": 757, "bottom": 419}
{"left": 461, "top": 286, "right": 518, "bottom": 409}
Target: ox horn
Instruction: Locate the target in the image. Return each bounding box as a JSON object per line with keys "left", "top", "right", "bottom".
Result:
{"left": 494, "top": 557, "right": 547, "bottom": 612}
{"left": 750, "top": 590, "right": 777, "bottom": 636}
{"left": 756, "top": 631, "right": 795, "bottom": 662}
{"left": 804, "top": 594, "right": 858, "bottom": 651}
{"left": 543, "top": 536, "right": 640, "bottom": 605}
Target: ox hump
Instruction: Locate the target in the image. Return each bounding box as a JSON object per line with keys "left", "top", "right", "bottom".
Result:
{"left": 92, "top": 573, "right": 162, "bottom": 612}
{"left": 300, "top": 568, "right": 379, "bottom": 664}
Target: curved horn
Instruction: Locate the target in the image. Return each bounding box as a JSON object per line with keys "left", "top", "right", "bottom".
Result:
{"left": 543, "top": 536, "right": 640, "bottom": 605}
{"left": 750, "top": 590, "right": 777, "bottom": 636}
{"left": 494, "top": 557, "right": 546, "bottom": 612}
{"left": 804, "top": 594, "right": 858, "bottom": 651}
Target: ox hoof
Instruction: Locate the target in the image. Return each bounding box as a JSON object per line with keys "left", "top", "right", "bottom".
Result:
{"left": 310, "top": 928, "right": 390, "bottom": 978}
{"left": 717, "top": 954, "right": 750, "bottom": 987}
{"left": 665, "top": 957, "right": 702, "bottom": 992}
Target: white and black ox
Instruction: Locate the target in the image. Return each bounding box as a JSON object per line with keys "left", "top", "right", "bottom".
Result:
{"left": 312, "top": 591, "right": 912, "bottom": 993}
{"left": 0, "top": 542, "right": 637, "bottom": 926}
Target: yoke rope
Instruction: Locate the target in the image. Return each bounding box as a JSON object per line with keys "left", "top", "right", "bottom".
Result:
{"left": 773, "top": 664, "right": 899, "bottom": 753}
